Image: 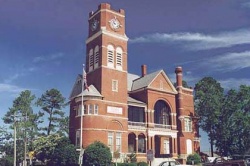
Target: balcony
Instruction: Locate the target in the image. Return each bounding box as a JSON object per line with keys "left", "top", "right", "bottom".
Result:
{"left": 128, "top": 121, "right": 146, "bottom": 130}
{"left": 154, "top": 124, "right": 171, "bottom": 130}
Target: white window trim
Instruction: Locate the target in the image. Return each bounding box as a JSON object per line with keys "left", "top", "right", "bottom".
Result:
{"left": 94, "top": 104, "right": 98, "bottom": 115}
{"left": 184, "top": 117, "right": 192, "bottom": 132}
{"left": 164, "top": 139, "right": 170, "bottom": 154}
{"left": 89, "top": 49, "right": 94, "bottom": 71}
{"left": 94, "top": 45, "right": 99, "bottom": 69}
{"left": 108, "top": 132, "right": 114, "bottom": 152}
{"left": 116, "top": 132, "right": 122, "bottom": 152}
{"left": 107, "top": 45, "right": 114, "bottom": 68}
{"left": 76, "top": 130, "right": 80, "bottom": 147}
{"left": 116, "top": 47, "right": 123, "bottom": 70}
{"left": 88, "top": 105, "right": 93, "bottom": 115}
{"left": 112, "top": 80, "right": 118, "bottom": 92}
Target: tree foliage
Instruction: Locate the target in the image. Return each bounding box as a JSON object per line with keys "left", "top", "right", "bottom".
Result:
{"left": 2, "top": 90, "right": 41, "bottom": 163}
{"left": 83, "top": 141, "right": 112, "bottom": 166}
{"left": 33, "top": 134, "right": 78, "bottom": 165}
{"left": 194, "top": 77, "right": 224, "bottom": 156}
{"left": 215, "top": 85, "right": 250, "bottom": 156}
{"left": 36, "top": 88, "right": 67, "bottom": 135}
{"left": 195, "top": 77, "right": 250, "bottom": 156}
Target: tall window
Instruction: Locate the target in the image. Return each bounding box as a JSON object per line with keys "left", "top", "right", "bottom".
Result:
{"left": 89, "top": 49, "right": 94, "bottom": 71}
{"left": 88, "top": 105, "right": 93, "bottom": 114}
{"left": 128, "top": 133, "right": 136, "bottom": 153}
{"left": 94, "top": 104, "right": 98, "bottom": 115}
{"left": 94, "top": 45, "right": 99, "bottom": 69}
{"left": 108, "top": 132, "right": 114, "bottom": 152}
{"left": 154, "top": 100, "right": 171, "bottom": 125}
{"left": 112, "top": 80, "right": 118, "bottom": 92}
{"left": 107, "top": 45, "right": 114, "bottom": 68}
{"left": 84, "top": 105, "right": 87, "bottom": 115}
{"left": 77, "top": 105, "right": 81, "bottom": 116}
{"left": 76, "top": 130, "right": 80, "bottom": 147}
{"left": 77, "top": 104, "right": 85, "bottom": 116}
{"left": 138, "top": 134, "right": 146, "bottom": 153}
{"left": 184, "top": 117, "right": 192, "bottom": 132}
{"left": 116, "top": 47, "right": 122, "bottom": 70}
{"left": 116, "top": 132, "right": 122, "bottom": 152}
{"left": 164, "top": 139, "right": 170, "bottom": 154}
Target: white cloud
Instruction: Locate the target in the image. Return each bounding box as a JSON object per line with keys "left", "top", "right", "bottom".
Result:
{"left": 0, "top": 83, "right": 26, "bottom": 94}
{"left": 219, "top": 78, "right": 250, "bottom": 91}
{"left": 33, "top": 52, "right": 64, "bottom": 63}
{"left": 242, "top": 1, "right": 250, "bottom": 8}
{"left": 202, "top": 51, "right": 250, "bottom": 72}
{"left": 4, "top": 74, "right": 21, "bottom": 84}
{"left": 33, "top": 56, "right": 45, "bottom": 63}
{"left": 129, "top": 29, "right": 250, "bottom": 50}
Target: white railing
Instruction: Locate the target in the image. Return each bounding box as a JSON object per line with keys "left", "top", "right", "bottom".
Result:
{"left": 154, "top": 124, "right": 171, "bottom": 129}
{"left": 128, "top": 121, "right": 146, "bottom": 127}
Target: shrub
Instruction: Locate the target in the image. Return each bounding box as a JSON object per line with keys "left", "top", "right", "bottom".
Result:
{"left": 83, "top": 141, "right": 112, "bottom": 166}
{"left": 187, "top": 153, "right": 201, "bottom": 165}
{"left": 137, "top": 161, "right": 148, "bottom": 166}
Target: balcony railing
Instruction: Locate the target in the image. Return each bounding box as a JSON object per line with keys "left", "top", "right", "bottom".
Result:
{"left": 128, "top": 121, "right": 173, "bottom": 130}
{"left": 128, "top": 121, "right": 146, "bottom": 127}
{"left": 154, "top": 124, "right": 171, "bottom": 129}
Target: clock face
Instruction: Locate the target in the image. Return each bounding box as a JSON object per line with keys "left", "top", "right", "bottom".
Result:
{"left": 91, "top": 19, "right": 98, "bottom": 31}
{"left": 109, "top": 17, "right": 121, "bottom": 30}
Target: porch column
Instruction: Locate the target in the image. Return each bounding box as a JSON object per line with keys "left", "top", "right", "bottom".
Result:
{"left": 136, "top": 137, "right": 138, "bottom": 153}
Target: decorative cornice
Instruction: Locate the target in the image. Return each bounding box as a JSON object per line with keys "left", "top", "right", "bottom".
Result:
{"left": 89, "top": 9, "right": 125, "bottom": 21}
{"left": 86, "top": 27, "right": 128, "bottom": 44}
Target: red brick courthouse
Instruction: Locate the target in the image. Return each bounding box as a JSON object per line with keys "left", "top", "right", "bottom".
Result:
{"left": 69, "top": 3, "right": 200, "bottom": 165}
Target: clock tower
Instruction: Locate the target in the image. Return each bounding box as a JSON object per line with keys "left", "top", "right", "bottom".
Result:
{"left": 85, "top": 3, "right": 128, "bottom": 104}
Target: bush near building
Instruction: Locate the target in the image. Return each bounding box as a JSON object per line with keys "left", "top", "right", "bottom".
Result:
{"left": 187, "top": 153, "right": 201, "bottom": 165}
{"left": 83, "top": 141, "right": 112, "bottom": 166}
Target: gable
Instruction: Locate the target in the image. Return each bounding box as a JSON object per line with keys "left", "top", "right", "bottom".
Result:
{"left": 149, "top": 71, "right": 177, "bottom": 94}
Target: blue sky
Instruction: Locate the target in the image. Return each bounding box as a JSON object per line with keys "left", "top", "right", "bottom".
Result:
{"left": 0, "top": 0, "right": 250, "bottom": 152}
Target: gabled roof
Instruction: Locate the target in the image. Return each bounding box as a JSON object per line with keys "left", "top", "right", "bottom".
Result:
{"left": 130, "top": 70, "right": 177, "bottom": 94}
{"left": 127, "top": 73, "right": 140, "bottom": 91}
{"left": 131, "top": 70, "right": 160, "bottom": 91}
{"left": 69, "top": 75, "right": 102, "bottom": 100}
{"left": 76, "top": 85, "right": 102, "bottom": 98}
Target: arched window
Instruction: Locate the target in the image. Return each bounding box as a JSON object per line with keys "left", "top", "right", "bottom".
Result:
{"left": 128, "top": 133, "right": 136, "bottom": 153}
{"left": 138, "top": 133, "right": 146, "bottom": 153}
{"left": 116, "top": 47, "right": 122, "bottom": 70}
{"left": 94, "top": 45, "right": 99, "bottom": 69}
{"left": 89, "top": 49, "right": 94, "bottom": 71}
{"left": 154, "top": 100, "right": 171, "bottom": 126}
{"left": 107, "top": 45, "right": 114, "bottom": 68}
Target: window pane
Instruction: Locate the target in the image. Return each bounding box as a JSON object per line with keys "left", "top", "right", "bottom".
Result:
{"left": 94, "top": 105, "right": 98, "bottom": 114}
{"left": 89, "top": 105, "right": 93, "bottom": 114}
{"left": 108, "top": 132, "right": 113, "bottom": 152}
{"left": 116, "top": 133, "right": 121, "bottom": 152}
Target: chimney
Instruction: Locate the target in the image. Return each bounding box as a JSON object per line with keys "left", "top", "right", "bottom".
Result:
{"left": 175, "top": 66, "right": 183, "bottom": 87}
{"left": 141, "top": 65, "right": 147, "bottom": 77}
